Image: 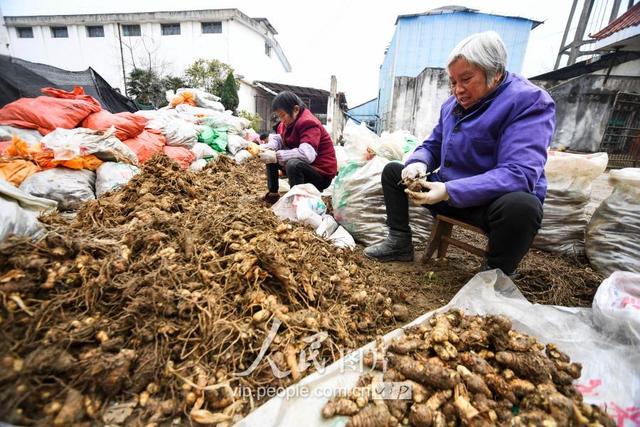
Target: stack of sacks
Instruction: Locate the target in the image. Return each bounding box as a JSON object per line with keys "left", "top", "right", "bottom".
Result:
{"left": 0, "top": 87, "right": 101, "bottom": 135}
{"left": 167, "top": 88, "right": 225, "bottom": 112}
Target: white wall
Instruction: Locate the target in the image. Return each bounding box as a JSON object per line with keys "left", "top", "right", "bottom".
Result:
{"left": 5, "top": 16, "right": 289, "bottom": 95}
{"left": 388, "top": 68, "right": 451, "bottom": 139}
{"left": 237, "top": 80, "right": 257, "bottom": 114}
{"left": 0, "top": 6, "right": 11, "bottom": 55}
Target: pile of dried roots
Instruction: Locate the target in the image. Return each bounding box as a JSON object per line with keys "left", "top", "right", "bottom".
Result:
{"left": 0, "top": 156, "right": 411, "bottom": 426}
{"left": 322, "top": 309, "right": 614, "bottom": 426}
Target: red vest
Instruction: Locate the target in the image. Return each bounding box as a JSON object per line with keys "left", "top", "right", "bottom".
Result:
{"left": 277, "top": 108, "right": 337, "bottom": 178}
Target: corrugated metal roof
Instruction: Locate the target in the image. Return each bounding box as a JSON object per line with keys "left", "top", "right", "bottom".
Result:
{"left": 395, "top": 5, "right": 542, "bottom": 28}
{"left": 590, "top": 2, "right": 640, "bottom": 40}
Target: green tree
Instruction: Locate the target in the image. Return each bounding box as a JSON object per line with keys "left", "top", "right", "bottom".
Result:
{"left": 127, "top": 68, "right": 166, "bottom": 108}
{"left": 184, "top": 59, "right": 237, "bottom": 96}
{"left": 161, "top": 75, "right": 186, "bottom": 93}
{"left": 237, "top": 110, "right": 263, "bottom": 132}
{"left": 220, "top": 72, "right": 239, "bottom": 112}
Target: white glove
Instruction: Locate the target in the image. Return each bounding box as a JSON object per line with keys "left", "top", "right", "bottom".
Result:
{"left": 401, "top": 162, "right": 427, "bottom": 180}
{"left": 259, "top": 149, "right": 277, "bottom": 164}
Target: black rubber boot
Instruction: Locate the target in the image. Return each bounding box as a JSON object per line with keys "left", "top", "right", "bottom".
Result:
{"left": 262, "top": 192, "right": 281, "bottom": 206}
{"left": 363, "top": 230, "right": 414, "bottom": 262}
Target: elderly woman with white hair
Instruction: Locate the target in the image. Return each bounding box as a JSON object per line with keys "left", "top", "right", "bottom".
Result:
{"left": 364, "top": 31, "right": 555, "bottom": 276}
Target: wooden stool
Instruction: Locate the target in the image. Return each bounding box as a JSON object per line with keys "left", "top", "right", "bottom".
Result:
{"left": 422, "top": 215, "right": 488, "bottom": 263}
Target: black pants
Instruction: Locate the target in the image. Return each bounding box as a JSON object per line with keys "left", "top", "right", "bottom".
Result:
{"left": 381, "top": 162, "right": 543, "bottom": 274}
{"left": 266, "top": 159, "right": 332, "bottom": 193}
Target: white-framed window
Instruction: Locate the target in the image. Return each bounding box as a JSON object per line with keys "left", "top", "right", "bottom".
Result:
{"left": 161, "top": 23, "right": 181, "bottom": 36}
{"left": 17, "top": 27, "right": 33, "bottom": 38}
{"left": 86, "top": 25, "right": 104, "bottom": 38}
{"left": 265, "top": 41, "right": 272, "bottom": 57}
{"left": 122, "top": 24, "right": 141, "bottom": 37}
{"left": 201, "top": 21, "right": 222, "bottom": 34}
{"left": 51, "top": 26, "right": 68, "bottom": 38}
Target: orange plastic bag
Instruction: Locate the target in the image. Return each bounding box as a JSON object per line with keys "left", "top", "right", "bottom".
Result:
{"left": 81, "top": 111, "right": 147, "bottom": 141}
{"left": 124, "top": 129, "right": 166, "bottom": 164}
{"left": 5, "top": 135, "right": 102, "bottom": 170}
{"left": 0, "top": 86, "right": 102, "bottom": 135}
{"left": 0, "top": 159, "right": 39, "bottom": 186}
{"left": 163, "top": 146, "right": 195, "bottom": 169}
{"left": 170, "top": 91, "right": 197, "bottom": 108}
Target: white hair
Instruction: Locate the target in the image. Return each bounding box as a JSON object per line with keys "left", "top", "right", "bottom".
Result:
{"left": 447, "top": 31, "right": 508, "bottom": 85}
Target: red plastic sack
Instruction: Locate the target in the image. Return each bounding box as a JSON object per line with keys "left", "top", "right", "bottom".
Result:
{"left": 82, "top": 111, "right": 147, "bottom": 141}
{"left": 0, "top": 87, "right": 102, "bottom": 135}
{"left": 163, "top": 146, "right": 195, "bottom": 169}
{"left": 124, "top": 129, "right": 166, "bottom": 164}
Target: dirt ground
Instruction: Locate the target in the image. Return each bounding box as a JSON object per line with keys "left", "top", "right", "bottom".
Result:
{"left": 368, "top": 226, "right": 603, "bottom": 323}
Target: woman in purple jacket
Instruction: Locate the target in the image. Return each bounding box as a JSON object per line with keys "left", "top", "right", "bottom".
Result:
{"left": 364, "top": 31, "right": 556, "bottom": 276}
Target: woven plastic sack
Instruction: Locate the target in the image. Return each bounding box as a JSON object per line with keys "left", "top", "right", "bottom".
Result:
{"left": 19, "top": 168, "right": 95, "bottom": 211}
{"left": 586, "top": 168, "right": 640, "bottom": 275}
{"left": 123, "top": 129, "right": 166, "bottom": 164}
{"left": 189, "top": 155, "right": 218, "bottom": 172}
{"left": 0, "top": 179, "right": 57, "bottom": 242}
{"left": 191, "top": 142, "right": 217, "bottom": 160}
{"left": 163, "top": 146, "right": 195, "bottom": 170}
{"left": 228, "top": 134, "right": 249, "bottom": 155}
{"left": 81, "top": 111, "right": 147, "bottom": 141}
{"left": 167, "top": 88, "right": 224, "bottom": 111}
{"left": 163, "top": 119, "right": 198, "bottom": 148}
{"left": 210, "top": 128, "right": 229, "bottom": 152}
{"left": 198, "top": 111, "right": 250, "bottom": 135}
{"left": 197, "top": 125, "right": 216, "bottom": 145}
{"left": 0, "top": 159, "right": 39, "bottom": 186}
{"left": 272, "top": 184, "right": 327, "bottom": 224}
{"left": 0, "top": 86, "right": 101, "bottom": 135}
{"left": 0, "top": 126, "right": 42, "bottom": 145}
{"left": 41, "top": 127, "right": 138, "bottom": 166}
{"left": 533, "top": 151, "right": 608, "bottom": 256}
{"left": 233, "top": 150, "right": 253, "bottom": 164}
{"left": 332, "top": 157, "right": 432, "bottom": 246}
{"left": 341, "top": 120, "right": 380, "bottom": 162}
{"left": 95, "top": 162, "right": 140, "bottom": 197}
{"left": 593, "top": 271, "right": 640, "bottom": 344}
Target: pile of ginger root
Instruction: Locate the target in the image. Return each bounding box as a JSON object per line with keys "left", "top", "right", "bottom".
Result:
{"left": 322, "top": 309, "right": 615, "bottom": 427}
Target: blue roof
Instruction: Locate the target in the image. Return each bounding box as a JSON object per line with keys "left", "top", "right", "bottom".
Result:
{"left": 395, "top": 5, "right": 543, "bottom": 29}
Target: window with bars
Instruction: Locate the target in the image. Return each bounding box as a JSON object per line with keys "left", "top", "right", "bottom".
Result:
{"left": 161, "top": 23, "right": 181, "bottom": 36}
{"left": 17, "top": 27, "right": 33, "bottom": 38}
{"left": 122, "top": 24, "right": 141, "bottom": 37}
{"left": 86, "top": 25, "right": 104, "bottom": 38}
{"left": 201, "top": 21, "right": 222, "bottom": 34}
{"left": 51, "top": 26, "right": 68, "bottom": 38}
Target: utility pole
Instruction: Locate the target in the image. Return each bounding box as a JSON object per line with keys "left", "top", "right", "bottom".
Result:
{"left": 554, "top": 0, "right": 596, "bottom": 69}
{"left": 117, "top": 22, "right": 128, "bottom": 96}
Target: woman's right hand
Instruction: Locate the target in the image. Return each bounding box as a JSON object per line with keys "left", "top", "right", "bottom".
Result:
{"left": 401, "top": 162, "right": 427, "bottom": 180}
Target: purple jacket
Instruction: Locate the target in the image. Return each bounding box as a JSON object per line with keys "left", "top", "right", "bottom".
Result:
{"left": 405, "top": 72, "right": 555, "bottom": 208}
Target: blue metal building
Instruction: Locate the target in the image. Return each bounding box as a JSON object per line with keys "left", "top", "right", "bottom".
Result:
{"left": 345, "top": 98, "right": 379, "bottom": 131}
{"left": 374, "top": 6, "right": 541, "bottom": 130}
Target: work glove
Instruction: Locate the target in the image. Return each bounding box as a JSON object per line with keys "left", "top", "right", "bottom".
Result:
{"left": 406, "top": 181, "right": 449, "bottom": 206}
{"left": 259, "top": 149, "right": 278, "bottom": 164}
{"left": 401, "top": 162, "right": 427, "bottom": 180}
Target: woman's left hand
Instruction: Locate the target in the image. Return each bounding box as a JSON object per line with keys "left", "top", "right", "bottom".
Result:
{"left": 405, "top": 181, "right": 450, "bottom": 205}
{"left": 259, "top": 149, "right": 278, "bottom": 164}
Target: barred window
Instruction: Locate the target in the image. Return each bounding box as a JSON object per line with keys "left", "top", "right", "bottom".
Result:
{"left": 51, "top": 26, "right": 68, "bottom": 38}
{"left": 122, "top": 24, "right": 141, "bottom": 37}
{"left": 161, "top": 23, "right": 181, "bottom": 36}
{"left": 86, "top": 25, "right": 104, "bottom": 38}
{"left": 201, "top": 22, "right": 222, "bottom": 34}
{"left": 17, "top": 27, "right": 33, "bottom": 38}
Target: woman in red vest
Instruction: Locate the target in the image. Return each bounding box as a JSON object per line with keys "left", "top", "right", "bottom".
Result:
{"left": 259, "top": 91, "right": 337, "bottom": 204}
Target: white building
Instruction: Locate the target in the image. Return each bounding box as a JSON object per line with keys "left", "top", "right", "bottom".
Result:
{"left": 1, "top": 8, "right": 292, "bottom": 109}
